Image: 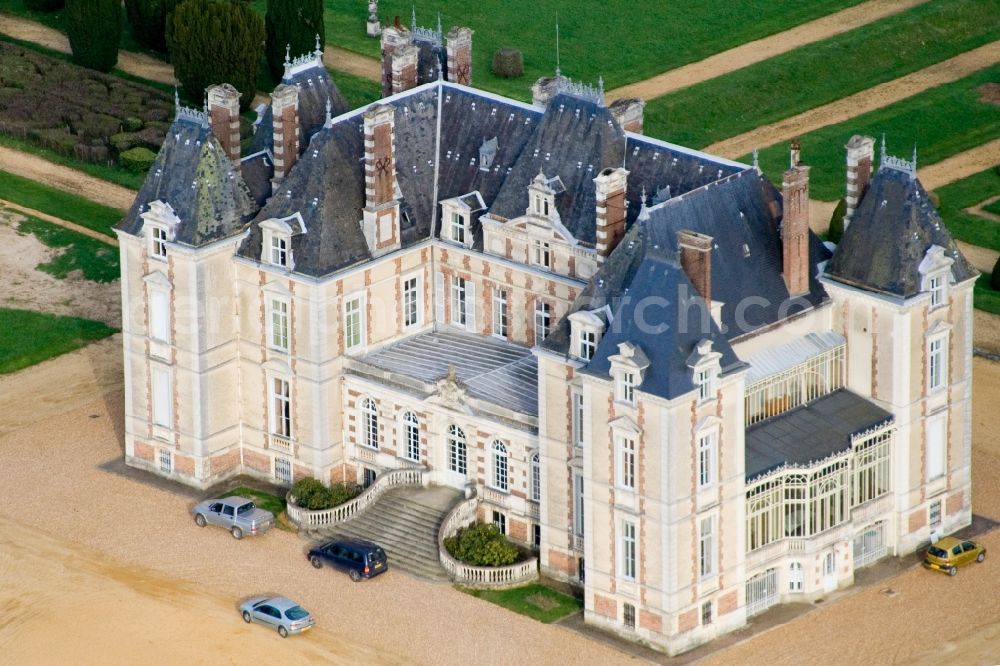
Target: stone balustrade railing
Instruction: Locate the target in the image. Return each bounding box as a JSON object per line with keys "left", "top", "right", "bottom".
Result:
{"left": 286, "top": 467, "right": 424, "bottom": 528}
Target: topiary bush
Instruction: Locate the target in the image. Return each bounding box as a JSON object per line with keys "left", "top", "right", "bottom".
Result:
{"left": 24, "top": 0, "right": 65, "bottom": 10}
{"left": 65, "top": 0, "right": 121, "bottom": 73}
{"left": 444, "top": 522, "right": 521, "bottom": 567}
{"left": 991, "top": 256, "right": 1000, "bottom": 292}
{"left": 491, "top": 47, "right": 524, "bottom": 79}
{"left": 264, "top": 0, "right": 324, "bottom": 83}
{"left": 120, "top": 146, "right": 156, "bottom": 173}
{"left": 827, "top": 198, "right": 847, "bottom": 244}
{"left": 290, "top": 477, "right": 362, "bottom": 510}
{"left": 124, "top": 0, "right": 182, "bottom": 53}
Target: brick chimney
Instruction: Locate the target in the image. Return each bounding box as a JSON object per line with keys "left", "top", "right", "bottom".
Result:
{"left": 446, "top": 27, "right": 473, "bottom": 86}
{"left": 844, "top": 134, "right": 874, "bottom": 228}
{"left": 782, "top": 141, "right": 811, "bottom": 296}
{"left": 362, "top": 105, "right": 400, "bottom": 256}
{"left": 271, "top": 83, "right": 299, "bottom": 183}
{"left": 609, "top": 98, "right": 646, "bottom": 134}
{"left": 678, "top": 230, "right": 713, "bottom": 304}
{"left": 594, "top": 167, "right": 629, "bottom": 261}
{"left": 206, "top": 83, "right": 241, "bottom": 167}
{"left": 380, "top": 25, "right": 418, "bottom": 97}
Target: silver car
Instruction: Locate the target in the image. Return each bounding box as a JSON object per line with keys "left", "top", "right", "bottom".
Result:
{"left": 191, "top": 496, "right": 275, "bottom": 539}
{"left": 239, "top": 596, "right": 315, "bottom": 638}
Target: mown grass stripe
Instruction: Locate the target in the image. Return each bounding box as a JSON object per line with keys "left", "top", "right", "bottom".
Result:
{"left": 0, "top": 170, "right": 124, "bottom": 237}
{"left": 0, "top": 307, "right": 118, "bottom": 375}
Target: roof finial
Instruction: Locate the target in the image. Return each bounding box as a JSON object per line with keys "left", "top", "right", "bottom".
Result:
{"left": 314, "top": 33, "right": 323, "bottom": 59}
{"left": 285, "top": 44, "right": 291, "bottom": 65}
{"left": 324, "top": 97, "right": 332, "bottom": 128}
{"left": 174, "top": 86, "right": 180, "bottom": 114}
{"left": 752, "top": 147, "right": 760, "bottom": 171}
{"left": 912, "top": 143, "right": 917, "bottom": 177}
{"left": 880, "top": 133, "right": 887, "bottom": 165}
{"left": 555, "top": 15, "right": 561, "bottom": 78}
{"left": 436, "top": 12, "right": 442, "bottom": 36}
{"left": 411, "top": 6, "right": 416, "bottom": 32}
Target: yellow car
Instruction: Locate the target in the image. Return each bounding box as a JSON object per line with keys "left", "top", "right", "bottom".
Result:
{"left": 924, "top": 536, "right": 986, "bottom": 576}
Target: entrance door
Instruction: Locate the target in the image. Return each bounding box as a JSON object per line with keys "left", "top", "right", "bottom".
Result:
{"left": 822, "top": 551, "right": 837, "bottom": 592}
{"left": 444, "top": 424, "right": 468, "bottom": 489}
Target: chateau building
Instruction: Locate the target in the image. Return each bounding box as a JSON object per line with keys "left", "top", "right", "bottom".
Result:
{"left": 116, "top": 28, "right": 975, "bottom": 655}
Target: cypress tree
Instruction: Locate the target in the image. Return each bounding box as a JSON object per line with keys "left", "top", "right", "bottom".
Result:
{"left": 168, "top": 0, "right": 264, "bottom": 112}
{"left": 124, "top": 0, "right": 182, "bottom": 53}
{"left": 264, "top": 0, "right": 324, "bottom": 82}
{"left": 24, "top": 0, "right": 65, "bottom": 11}
{"left": 65, "top": 0, "right": 121, "bottom": 73}
{"left": 991, "top": 256, "right": 1000, "bottom": 292}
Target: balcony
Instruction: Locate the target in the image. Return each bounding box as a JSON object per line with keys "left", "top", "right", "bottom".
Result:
{"left": 482, "top": 487, "right": 508, "bottom": 507}
{"left": 269, "top": 434, "right": 292, "bottom": 453}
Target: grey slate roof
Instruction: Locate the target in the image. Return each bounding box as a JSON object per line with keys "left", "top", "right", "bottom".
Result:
{"left": 828, "top": 165, "right": 976, "bottom": 297}
{"left": 359, "top": 330, "right": 538, "bottom": 416}
{"left": 745, "top": 389, "right": 893, "bottom": 479}
{"left": 117, "top": 117, "right": 257, "bottom": 245}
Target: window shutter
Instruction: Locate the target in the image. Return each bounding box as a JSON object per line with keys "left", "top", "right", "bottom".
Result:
{"left": 152, "top": 367, "right": 171, "bottom": 427}
{"left": 435, "top": 271, "right": 445, "bottom": 323}
{"left": 150, "top": 289, "right": 169, "bottom": 342}
{"left": 926, "top": 417, "right": 945, "bottom": 480}
{"left": 465, "top": 281, "right": 476, "bottom": 333}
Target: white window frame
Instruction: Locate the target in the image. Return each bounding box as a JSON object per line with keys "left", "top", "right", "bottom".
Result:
{"left": 269, "top": 234, "right": 289, "bottom": 268}
{"left": 402, "top": 275, "right": 421, "bottom": 329}
{"left": 823, "top": 551, "right": 836, "bottom": 577}
{"left": 926, "top": 414, "right": 946, "bottom": 482}
{"left": 789, "top": 561, "right": 803, "bottom": 592}
{"left": 269, "top": 298, "right": 289, "bottom": 352}
{"left": 620, "top": 519, "right": 637, "bottom": 580}
{"left": 701, "top": 601, "right": 713, "bottom": 626}
{"left": 344, "top": 295, "right": 364, "bottom": 351}
{"left": 534, "top": 300, "right": 551, "bottom": 345}
{"left": 530, "top": 452, "right": 540, "bottom": 502}
{"left": 492, "top": 510, "right": 506, "bottom": 534}
{"left": 617, "top": 434, "right": 636, "bottom": 490}
{"left": 579, "top": 329, "right": 597, "bottom": 361}
{"left": 150, "top": 225, "right": 168, "bottom": 260}
{"left": 618, "top": 371, "right": 636, "bottom": 405}
{"left": 361, "top": 398, "right": 379, "bottom": 450}
{"left": 533, "top": 239, "right": 552, "bottom": 270}
{"left": 491, "top": 440, "right": 509, "bottom": 492}
{"left": 929, "top": 274, "right": 945, "bottom": 309}
{"left": 450, "top": 211, "right": 466, "bottom": 245}
{"left": 699, "top": 515, "right": 716, "bottom": 578}
{"left": 696, "top": 366, "right": 716, "bottom": 402}
{"left": 492, "top": 287, "right": 508, "bottom": 339}
{"left": 572, "top": 391, "right": 585, "bottom": 449}
{"left": 274, "top": 456, "right": 292, "bottom": 484}
{"left": 698, "top": 430, "right": 717, "bottom": 489}
{"left": 402, "top": 411, "right": 420, "bottom": 462}
{"left": 151, "top": 365, "right": 172, "bottom": 428}
{"left": 451, "top": 275, "right": 468, "bottom": 327}
{"left": 927, "top": 335, "right": 947, "bottom": 392}
{"left": 448, "top": 424, "right": 467, "bottom": 475}
{"left": 573, "top": 474, "right": 585, "bottom": 537}
{"left": 149, "top": 287, "right": 170, "bottom": 343}
{"left": 270, "top": 376, "right": 291, "bottom": 438}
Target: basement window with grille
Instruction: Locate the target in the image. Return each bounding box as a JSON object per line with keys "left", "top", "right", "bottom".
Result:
{"left": 623, "top": 603, "right": 636, "bottom": 630}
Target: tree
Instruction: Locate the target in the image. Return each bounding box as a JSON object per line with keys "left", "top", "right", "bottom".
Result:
{"left": 24, "top": 0, "right": 65, "bottom": 10}
{"left": 65, "top": 0, "right": 120, "bottom": 73}
{"left": 991, "top": 256, "right": 1000, "bottom": 292}
{"left": 264, "top": 0, "right": 324, "bottom": 82}
{"left": 827, "top": 198, "right": 847, "bottom": 244}
{"left": 124, "top": 0, "right": 182, "bottom": 52}
{"left": 168, "top": 0, "right": 264, "bottom": 112}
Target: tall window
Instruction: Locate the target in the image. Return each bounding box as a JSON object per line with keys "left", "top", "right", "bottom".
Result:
{"left": 492, "top": 510, "right": 507, "bottom": 534}
{"left": 403, "top": 277, "right": 420, "bottom": 328}
{"left": 926, "top": 416, "right": 946, "bottom": 481}
{"left": 533, "top": 240, "right": 551, "bottom": 269}
{"left": 150, "top": 226, "right": 168, "bottom": 259}
{"left": 621, "top": 520, "right": 636, "bottom": 580}
{"left": 402, "top": 411, "right": 420, "bottom": 462}
{"left": 530, "top": 452, "right": 541, "bottom": 502}
{"left": 573, "top": 392, "right": 585, "bottom": 449}
{"left": 853, "top": 431, "right": 891, "bottom": 505}
{"left": 698, "top": 432, "right": 717, "bottom": 488}
{"left": 361, "top": 398, "right": 378, "bottom": 449}
{"left": 619, "top": 371, "right": 636, "bottom": 405}
{"left": 450, "top": 211, "right": 465, "bottom": 244}
{"left": 152, "top": 366, "right": 171, "bottom": 427}
{"left": 270, "top": 235, "right": 288, "bottom": 267}
{"left": 150, "top": 289, "right": 170, "bottom": 343}
{"left": 448, "top": 425, "right": 467, "bottom": 475}
{"left": 928, "top": 337, "right": 945, "bottom": 391}
{"left": 618, "top": 435, "right": 636, "bottom": 490}
{"left": 929, "top": 274, "right": 945, "bottom": 308}
{"left": 573, "top": 475, "right": 584, "bottom": 537}
{"left": 579, "top": 330, "right": 596, "bottom": 361}
{"left": 451, "top": 276, "right": 468, "bottom": 327}
{"left": 699, "top": 516, "right": 715, "bottom": 578}
{"left": 784, "top": 474, "right": 807, "bottom": 537}
{"left": 492, "top": 288, "right": 508, "bottom": 339}
{"left": 271, "top": 377, "right": 291, "bottom": 437}
{"left": 345, "top": 297, "right": 363, "bottom": 350}
{"left": 491, "top": 440, "right": 509, "bottom": 492}
{"left": 270, "top": 299, "right": 289, "bottom": 351}
{"left": 534, "top": 300, "right": 551, "bottom": 345}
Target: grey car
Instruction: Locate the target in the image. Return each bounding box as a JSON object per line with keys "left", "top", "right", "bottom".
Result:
{"left": 239, "top": 596, "right": 315, "bottom": 638}
{"left": 191, "top": 496, "right": 274, "bottom": 539}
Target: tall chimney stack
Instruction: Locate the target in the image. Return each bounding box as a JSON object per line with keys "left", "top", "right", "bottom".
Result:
{"left": 271, "top": 84, "right": 299, "bottom": 183}
{"left": 594, "top": 167, "right": 629, "bottom": 261}
{"left": 362, "top": 105, "right": 400, "bottom": 256}
{"left": 381, "top": 25, "right": 418, "bottom": 97}
{"left": 678, "top": 230, "right": 713, "bottom": 305}
{"left": 844, "top": 134, "right": 874, "bottom": 228}
{"left": 206, "top": 84, "right": 241, "bottom": 168}
{"left": 609, "top": 98, "right": 646, "bottom": 134}
{"left": 446, "top": 27, "right": 474, "bottom": 86}
{"left": 782, "top": 141, "right": 811, "bottom": 296}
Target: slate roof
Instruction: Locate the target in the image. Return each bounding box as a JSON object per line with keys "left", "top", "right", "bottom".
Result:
{"left": 745, "top": 389, "right": 893, "bottom": 479}
{"left": 117, "top": 116, "right": 257, "bottom": 245}
{"left": 828, "top": 165, "right": 977, "bottom": 298}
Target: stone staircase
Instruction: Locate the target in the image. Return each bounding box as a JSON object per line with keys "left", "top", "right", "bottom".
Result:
{"left": 305, "top": 485, "right": 464, "bottom": 582}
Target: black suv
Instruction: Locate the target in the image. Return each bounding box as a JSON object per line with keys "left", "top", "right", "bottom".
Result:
{"left": 307, "top": 538, "right": 388, "bottom": 581}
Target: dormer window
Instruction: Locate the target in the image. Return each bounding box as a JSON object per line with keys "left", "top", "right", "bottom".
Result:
{"left": 270, "top": 235, "right": 288, "bottom": 267}
{"left": 608, "top": 342, "right": 650, "bottom": 406}
{"left": 569, "top": 310, "right": 605, "bottom": 363}
{"left": 479, "top": 137, "right": 498, "bottom": 172}
{"left": 440, "top": 192, "right": 484, "bottom": 249}
{"left": 620, "top": 371, "right": 636, "bottom": 404}
{"left": 140, "top": 200, "right": 180, "bottom": 262}
{"left": 929, "top": 274, "right": 945, "bottom": 308}
{"left": 696, "top": 367, "right": 715, "bottom": 401}
{"left": 533, "top": 240, "right": 551, "bottom": 269}
{"left": 687, "top": 339, "right": 722, "bottom": 404}
{"left": 451, "top": 211, "right": 466, "bottom": 244}
{"left": 260, "top": 215, "right": 303, "bottom": 272}
{"left": 150, "top": 226, "right": 168, "bottom": 259}
{"left": 918, "top": 245, "right": 953, "bottom": 311}
{"left": 579, "top": 329, "right": 596, "bottom": 361}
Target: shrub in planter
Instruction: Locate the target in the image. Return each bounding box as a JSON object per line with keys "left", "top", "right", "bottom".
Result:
{"left": 444, "top": 522, "right": 520, "bottom": 567}
{"left": 120, "top": 146, "right": 156, "bottom": 172}
{"left": 290, "top": 477, "right": 326, "bottom": 508}
{"left": 491, "top": 48, "right": 524, "bottom": 79}
{"left": 290, "top": 477, "right": 362, "bottom": 510}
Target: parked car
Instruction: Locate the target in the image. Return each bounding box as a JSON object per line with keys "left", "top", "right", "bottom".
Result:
{"left": 924, "top": 536, "right": 986, "bottom": 576}
{"left": 239, "top": 596, "right": 315, "bottom": 638}
{"left": 191, "top": 496, "right": 274, "bottom": 539}
{"left": 307, "top": 538, "right": 388, "bottom": 581}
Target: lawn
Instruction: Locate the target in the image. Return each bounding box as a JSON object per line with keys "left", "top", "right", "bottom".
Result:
{"left": 975, "top": 275, "right": 1000, "bottom": 316}
{"left": 0, "top": 307, "right": 117, "bottom": 374}
{"left": 643, "top": 0, "right": 1000, "bottom": 147}
{"left": 984, "top": 197, "right": 1000, "bottom": 217}
{"left": 0, "top": 0, "right": 149, "bottom": 55}
{"left": 221, "top": 486, "right": 287, "bottom": 518}
{"left": 932, "top": 167, "right": 1000, "bottom": 253}
{"left": 329, "top": 68, "right": 381, "bottom": 109}
{"left": 252, "top": 0, "right": 864, "bottom": 101}
{"left": 15, "top": 216, "right": 120, "bottom": 283}
{"left": 460, "top": 583, "right": 582, "bottom": 623}
{"left": 0, "top": 134, "right": 144, "bottom": 191}
{"left": 748, "top": 65, "right": 1000, "bottom": 202}
{"left": 0, "top": 170, "right": 124, "bottom": 237}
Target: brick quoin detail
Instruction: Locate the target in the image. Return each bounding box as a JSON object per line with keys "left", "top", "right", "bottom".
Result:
{"left": 210, "top": 449, "right": 240, "bottom": 476}
{"left": 909, "top": 508, "right": 927, "bottom": 534}
{"left": 678, "top": 608, "right": 699, "bottom": 633}
{"left": 547, "top": 549, "right": 577, "bottom": 577}
{"left": 244, "top": 450, "right": 271, "bottom": 475}
{"left": 639, "top": 610, "right": 663, "bottom": 634}
{"left": 174, "top": 453, "right": 195, "bottom": 477}
{"left": 947, "top": 491, "right": 964, "bottom": 516}
{"left": 718, "top": 590, "right": 738, "bottom": 615}
{"left": 592, "top": 594, "right": 617, "bottom": 620}
{"left": 134, "top": 441, "right": 155, "bottom": 462}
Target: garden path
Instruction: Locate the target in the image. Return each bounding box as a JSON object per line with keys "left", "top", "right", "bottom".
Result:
{"left": 0, "top": 199, "right": 118, "bottom": 246}
{"left": 704, "top": 40, "right": 1000, "bottom": 159}
{"left": 0, "top": 146, "right": 136, "bottom": 210}
{"left": 967, "top": 195, "right": 1000, "bottom": 223}
{"left": 324, "top": 45, "right": 381, "bottom": 82}
{"left": 919, "top": 138, "right": 1000, "bottom": 191}
{"left": 605, "top": 0, "right": 929, "bottom": 102}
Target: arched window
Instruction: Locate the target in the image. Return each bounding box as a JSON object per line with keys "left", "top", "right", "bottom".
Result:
{"left": 448, "top": 425, "right": 467, "bottom": 474}
{"left": 402, "top": 411, "right": 419, "bottom": 462}
{"left": 362, "top": 398, "right": 378, "bottom": 449}
{"left": 530, "top": 452, "right": 541, "bottom": 502}
{"left": 491, "top": 440, "right": 508, "bottom": 492}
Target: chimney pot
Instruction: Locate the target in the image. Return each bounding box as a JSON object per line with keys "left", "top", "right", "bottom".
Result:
{"left": 594, "top": 167, "right": 629, "bottom": 261}
{"left": 206, "top": 83, "right": 241, "bottom": 168}
{"left": 782, "top": 152, "right": 811, "bottom": 296}
{"left": 271, "top": 84, "right": 300, "bottom": 183}
{"left": 678, "top": 230, "right": 713, "bottom": 305}
{"left": 844, "top": 134, "right": 875, "bottom": 229}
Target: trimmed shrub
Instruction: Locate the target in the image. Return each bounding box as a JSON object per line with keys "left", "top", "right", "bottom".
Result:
{"left": 444, "top": 522, "right": 521, "bottom": 567}
{"left": 265, "top": 0, "right": 324, "bottom": 83}
{"left": 120, "top": 146, "right": 156, "bottom": 172}
{"left": 991, "top": 256, "right": 1000, "bottom": 292}
{"left": 492, "top": 48, "right": 524, "bottom": 79}
{"left": 65, "top": 0, "right": 121, "bottom": 73}
{"left": 827, "top": 198, "right": 847, "bottom": 244}
{"left": 290, "top": 477, "right": 362, "bottom": 510}
{"left": 168, "top": 0, "right": 265, "bottom": 112}
{"left": 290, "top": 477, "right": 326, "bottom": 508}
{"left": 24, "top": 0, "right": 65, "bottom": 10}
{"left": 124, "top": 0, "right": 182, "bottom": 53}
{"left": 123, "top": 116, "right": 144, "bottom": 132}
